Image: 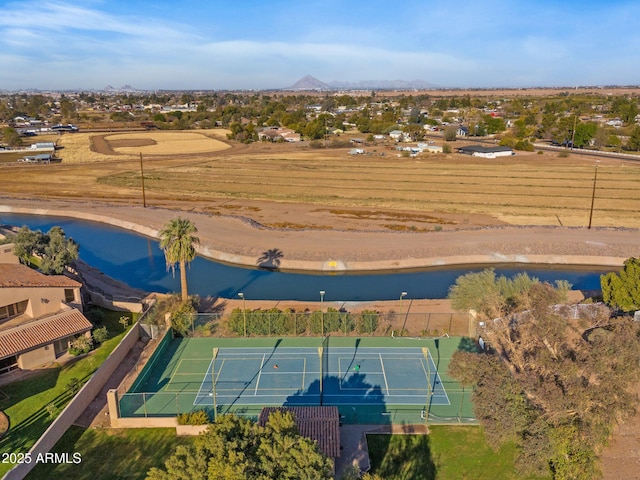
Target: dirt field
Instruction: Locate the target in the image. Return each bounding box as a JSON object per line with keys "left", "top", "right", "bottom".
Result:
{"left": 1, "top": 130, "right": 639, "bottom": 230}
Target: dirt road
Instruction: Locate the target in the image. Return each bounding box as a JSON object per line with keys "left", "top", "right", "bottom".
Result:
{"left": 0, "top": 198, "right": 637, "bottom": 272}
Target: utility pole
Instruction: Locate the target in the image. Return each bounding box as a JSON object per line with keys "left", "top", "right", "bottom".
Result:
{"left": 588, "top": 162, "right": 599, "bottom": 229}
{"left": 139, "top": 152, "right": 147, "bottom": 208}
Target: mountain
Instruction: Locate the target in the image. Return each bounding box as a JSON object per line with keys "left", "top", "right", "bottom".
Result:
{"left": 102, "top": 84, "right": 139, "bottom": 92}
{"left": 287, "top": 75, "right": 438, "bottom": 91}
{"left": 289, "top": 75, "right": 331, "bottom": 90}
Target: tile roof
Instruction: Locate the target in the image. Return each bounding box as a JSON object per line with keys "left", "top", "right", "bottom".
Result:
{"left": 0, "top": 263, "right": 80, "bottom": 288}
{"left": 0, "top": 308, "right": 92, "bottom": 359}
{"left": 258, "top": 406, "right": 340, "bottom": 458}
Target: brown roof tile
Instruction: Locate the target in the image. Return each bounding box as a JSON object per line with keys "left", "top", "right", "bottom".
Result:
{"left": 0, "top": 308, "right": 92, "bottom": 359}
{"left": 258, "top": 406, "right": 340, "bottom": 458}
{"left": 0, "top": 263, "right": 80, "bottom": 288}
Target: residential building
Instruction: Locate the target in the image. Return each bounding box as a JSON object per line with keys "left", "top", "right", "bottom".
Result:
{"left": 0, "top": 263, "right": 92, "bottom": 374}
{"left": 457, "top": 145, "right": 515, "bottom": 158}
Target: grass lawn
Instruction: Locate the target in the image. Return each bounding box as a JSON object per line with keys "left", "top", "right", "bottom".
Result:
{"left": 0, "top": 308, "right": 136, "bottom": 477}
{"left": 25, "top": 426, "right": 193, "bottom": 480}
{"left": 367, "top": 426, "right": 550, "bottom": 480}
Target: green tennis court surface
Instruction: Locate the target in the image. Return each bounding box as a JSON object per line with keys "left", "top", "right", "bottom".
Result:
{"left": 121, "top": 336, "right": 476, "bottom": 424}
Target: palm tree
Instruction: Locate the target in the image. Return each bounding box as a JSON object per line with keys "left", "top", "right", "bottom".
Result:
{"left": 159, "top": 217, "right": 200, "bottom": 302}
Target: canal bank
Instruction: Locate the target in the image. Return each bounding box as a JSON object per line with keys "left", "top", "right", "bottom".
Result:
{"left": 1, "top": 199, "right": 638, "bottom": 273}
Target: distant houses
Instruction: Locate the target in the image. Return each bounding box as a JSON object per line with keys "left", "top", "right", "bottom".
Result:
{"left": 257, "top": 126, "right": 301, "bottom": 142}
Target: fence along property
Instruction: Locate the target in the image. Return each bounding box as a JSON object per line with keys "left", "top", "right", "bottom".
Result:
{"left": 180, "top": 309, "right": 473, "bottom": 338}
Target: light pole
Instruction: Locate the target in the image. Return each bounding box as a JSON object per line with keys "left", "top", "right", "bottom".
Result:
{"left": 238, "top": 292, "right": 246, "bottom": 337}
{"left": 212, "top": 347, "right": 219, "bottom": 421}
{"left": 320, "top": 290, "right": 325, "bottom": 337}
{"left": 588, "top": 162, "right": 599, "bottom": 229}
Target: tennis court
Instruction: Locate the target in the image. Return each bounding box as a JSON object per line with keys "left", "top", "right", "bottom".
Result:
{"left": 120, "top": 336, "right": 475, "bottom": 425}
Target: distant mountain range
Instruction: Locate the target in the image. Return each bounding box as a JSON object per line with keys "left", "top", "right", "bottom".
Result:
{"left": 103, "top": 84, "right": 139, "bottom": 92}
{"left": 288, "top": 75, "right": 438, "bottom": 91}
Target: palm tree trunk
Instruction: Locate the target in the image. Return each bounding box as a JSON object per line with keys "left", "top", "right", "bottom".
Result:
{"left": 180, "top": 260, "right": 188, "bottom": 302}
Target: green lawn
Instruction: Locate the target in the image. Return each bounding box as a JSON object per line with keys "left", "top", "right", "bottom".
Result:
{"left": 367, "top": 426, "right": 550, "bottom": 480}
{"left": 0, "top": 309, "right": 135, "bottom": 477}
{"left": 25, "top": 426, "right": 193, "bottom": 480}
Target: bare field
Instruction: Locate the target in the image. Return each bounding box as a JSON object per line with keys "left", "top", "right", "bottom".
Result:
{"left": 1, "top": 132, "right": 639, "bottom": 230}
{"left": 57, "top": 129, "right": 231, "bottom": 163}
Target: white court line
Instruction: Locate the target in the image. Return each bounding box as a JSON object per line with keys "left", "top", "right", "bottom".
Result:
{"left": 254, "top": 353, "right": 266, "bottom": 396}
{"left": 379, "top": 353, "right": 390, "bottom": 395}
{"left": 195, "top": 358, "right": 215, "bottom": 402}
{"left": 301, "top": 357, "right": 306, "bottom": 390}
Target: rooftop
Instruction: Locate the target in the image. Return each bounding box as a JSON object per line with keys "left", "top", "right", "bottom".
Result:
{"left": 0, "top": 308, "right": 92, "bottom": 359}
{"left": 0, "top": 263, "right": 80, "bottom": 288}
{"left": 258, "top": 406, "right": 340, "bottom": 459}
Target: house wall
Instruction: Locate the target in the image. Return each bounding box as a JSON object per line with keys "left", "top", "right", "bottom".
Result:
{"left": 2, "top": 322, "right": 142, "bottom": 480}
{"left": 0, "top": 285, "right": 81, "bottom": 318}
{"left": 0, "top": 244, "right": 19, "bottom": 264}
{"left": 17, "top": 344, "right": 56, "bottom": 369}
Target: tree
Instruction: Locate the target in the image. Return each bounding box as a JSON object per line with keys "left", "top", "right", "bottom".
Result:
{"left": 147, "top": 413, "right": 332, "bottom": 480}
{"left": 159, "top": 217, "right": 200, "bottom": 302}
{"left": 627, "top": 126, "right": 640, "bottom": 151}
{"left": 482, "top": 115, "right": 506, "bottom": 134}
{"left": 572, "top": 122, "right": 598, "bottom": 148}
{"left": 447, "top": 269, "right": 566, "bottom": 319}
{"left": 169, "top": 299, "right": 197, "bottom": 336}
{"left": 601, "top": 257, "right": 640, "bottom": 311}
{"left": 443, "top": 126, "right": 457, "bottom": 142}
{"left": 12, "top": 226, "right": 47, "bottom": 264}
{"left": 449, "top": 290, "right": 640, "bottom": 479}
{"left": 39, "top": 226, "right": 79, "bottom": 274}
{"left": 1, "top": 127, "right": 22, "bottom": 147}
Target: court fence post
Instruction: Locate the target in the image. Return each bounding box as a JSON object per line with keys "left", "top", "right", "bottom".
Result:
{"left": 142, "top": 393, "right": 147, "bottom": 418}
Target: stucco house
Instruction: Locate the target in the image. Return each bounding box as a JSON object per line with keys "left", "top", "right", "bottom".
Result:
{"left": 0, "top": 263, "right": 92, "bottom": 374}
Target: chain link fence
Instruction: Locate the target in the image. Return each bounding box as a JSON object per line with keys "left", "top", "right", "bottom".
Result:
{"left": 175, "top": 309, "right": 472, "bottom": 338}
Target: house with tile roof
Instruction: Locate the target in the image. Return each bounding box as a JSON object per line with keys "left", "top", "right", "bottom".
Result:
{"left": 0, "top": 263, "right": 92, "bottom": 374}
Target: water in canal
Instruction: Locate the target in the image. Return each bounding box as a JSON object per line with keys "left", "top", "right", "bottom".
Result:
{"left": 0, "top": 213, "right": 611, "bottom": 301}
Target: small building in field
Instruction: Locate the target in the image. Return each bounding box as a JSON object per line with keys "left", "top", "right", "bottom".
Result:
{"left": 0, "top": 263, "right": 92, "bottom": 374}
{"left": 457, "top": 145, "right": 514, "bottom": 158}
{"left": 19, "top": 153, "right": 52, "bottom": 163}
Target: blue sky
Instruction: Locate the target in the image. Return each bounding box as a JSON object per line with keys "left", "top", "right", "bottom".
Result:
{"left": 0, "top": 0, "right": 638, "bottom": 90}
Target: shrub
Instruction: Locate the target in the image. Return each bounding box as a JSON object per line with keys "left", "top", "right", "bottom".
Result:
{"left": 442, "top": 143, "right": 452, "bottom": 154}
{"left": 170, "top": 300, "right": 197, "bottom": 337}
{"left": 356, "top": 310, "right": 379, "bottom": 334}
{"left": 69, "top": 335, "right": 92, "bottom": 356}
{"left": 177, "top": 410, "right": 211, "bottom": 425}
{"left": 92, "top": 325, "right": 109, "bottom": 345}
{"left": 85, "top": 307, "right": 106, "bottom": 324}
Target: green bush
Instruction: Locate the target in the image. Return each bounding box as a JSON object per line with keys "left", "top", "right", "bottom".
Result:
{"left": 85, "top": 308, "right": 106, "bottom": 324}
{"left": 69, "top": 335, "right": 92, "bottom": 356}
{"left": 92, "top": 326, "right": 108, "bottom": 345}
{"left": 177, "top": 410, "right": 211, "bottom": 425}
{"left": 170, "top": 300, "right": 197, "bottom": 337}
{"left": 356, "top": 310, "right": 379, "bottom": 334}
